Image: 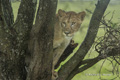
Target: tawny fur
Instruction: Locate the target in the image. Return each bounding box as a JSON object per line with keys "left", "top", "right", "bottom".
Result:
{"left": 52, "top": 9, "right": 86, "bottom": 80}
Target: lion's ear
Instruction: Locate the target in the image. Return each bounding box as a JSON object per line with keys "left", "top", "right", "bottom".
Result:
{"left": 78, "top": 11, "right": 86, "bottom": 21}
{"left": 58, "top": 9, "right": 66, "bottom": 17}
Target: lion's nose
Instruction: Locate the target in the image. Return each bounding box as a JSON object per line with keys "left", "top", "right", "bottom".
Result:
{"left": 64, "top": 31, "right": 70, "bottom": 35}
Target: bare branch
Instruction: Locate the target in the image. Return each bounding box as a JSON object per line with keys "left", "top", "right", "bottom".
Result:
{"left": 67, "top": 54, "right": 107, "bottom": 80}
{"left": 99, "top": 59, "right": 107, "bottom": 79}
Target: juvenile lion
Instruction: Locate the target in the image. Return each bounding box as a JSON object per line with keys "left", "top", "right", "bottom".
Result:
{"left": 52, "top": 9, "right": 86, "bottom": 80}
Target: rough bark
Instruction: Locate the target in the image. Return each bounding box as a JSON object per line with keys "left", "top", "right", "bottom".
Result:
{"left": 26, "top": 0, "right": 57, "bottom": 80}
{"left": 0, "top": 0, "right": 37, "bottom": 80}
{"left": 0, "top": 0, "right": 58, "bottom": 79}
{"left": 1, "top": 0, "right": 14, "bottom": 27}
{"left": 13, "top": 0, "right": 37, "bottom": 51}
{"left": 57, "top": 0, "right": 110, "bottom": 80}
{"left": 0, "top": 0, "right": 24, "bottom": 79}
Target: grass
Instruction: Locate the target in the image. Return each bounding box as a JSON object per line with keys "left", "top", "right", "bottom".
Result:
{"left": 12, "top": 1, "right": 120, "bottom": 80}
{"left": 12, "top": 2, "right": 20, "bottom": 21}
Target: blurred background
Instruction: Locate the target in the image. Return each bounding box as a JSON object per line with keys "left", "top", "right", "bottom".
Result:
{"left": 11, "top": 0, "right": 120, "bottom": 80}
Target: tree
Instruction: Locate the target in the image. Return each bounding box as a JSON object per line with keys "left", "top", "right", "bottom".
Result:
{"left": 1, "top": 0, "right": 119, "bottom": 80}
{"left": 0, "top": 0, "right": 57, "bottom": 80}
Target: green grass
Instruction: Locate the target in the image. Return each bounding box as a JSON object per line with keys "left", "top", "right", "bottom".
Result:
{"left": 12, "top": 1, "right": 120, "bottom": 80}
{"left": 12, "top": 2, "right": 20, "bottom": 21}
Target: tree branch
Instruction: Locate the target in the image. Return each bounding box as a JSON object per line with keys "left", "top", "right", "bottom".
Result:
{"left": 57, "top": 0, "right": 110, "bottom": 80}
{"left": 0, "top": 0, "right": 14, "bottom": 54}
{"left": 0, "top": 0, "right": 27, "bottom": 80}
{"left": 13, "top": 0, "right": 37, "bottom": 50}
{"left": 27, "top": 0, "right": 57, "bottom": 80}
{"left": 67, "top": 45, "right": 120, "bottom": 80}
{"left": 1, "top": 0, "right": 14, "bottom": 27}
{"left": 67, "top": 56, "right": 102, "bottom": 80}
{"left": 55, "top": 40, "right": 78, "bottom": 69}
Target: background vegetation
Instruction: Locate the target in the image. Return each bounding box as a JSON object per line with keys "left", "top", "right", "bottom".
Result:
{"left": 11, "top": 0, "right": 120, "bottom": 80}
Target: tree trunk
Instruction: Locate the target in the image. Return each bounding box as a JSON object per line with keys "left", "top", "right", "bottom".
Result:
{"left": 26, "top": 0, "right": 57, "bottom": 80}
{"left": 0, "top": 0, "right": 26, "bottom": 79}
{"left": 0, "top": 0, "right": 57, "bottom": 80}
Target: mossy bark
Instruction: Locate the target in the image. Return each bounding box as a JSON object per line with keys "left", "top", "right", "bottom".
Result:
{"left": 0, "top": 0, "right": 57, "bottom": 80}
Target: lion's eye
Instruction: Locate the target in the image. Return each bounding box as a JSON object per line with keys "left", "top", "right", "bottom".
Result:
{"left": 61, "top": 22, "right": 66, "bottom": 27}
{"left": 71, "top": 22, "right": 76, "bottom": 27}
